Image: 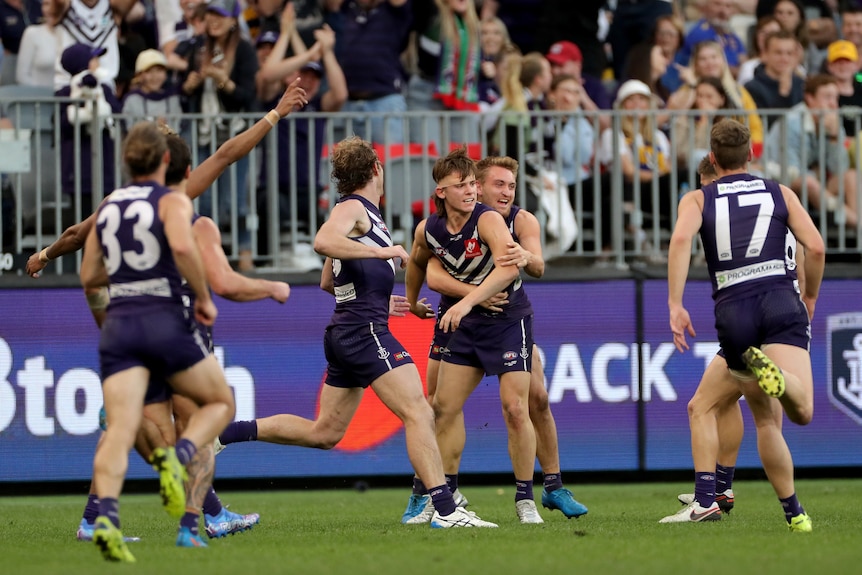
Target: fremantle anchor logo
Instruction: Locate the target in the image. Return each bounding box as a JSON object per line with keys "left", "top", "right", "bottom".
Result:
{"left": 827, "top": 313, "right": 862, "bottom": 425}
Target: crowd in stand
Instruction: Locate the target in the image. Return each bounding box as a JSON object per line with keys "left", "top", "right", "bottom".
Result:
{"left": 1, "top": 0, "right": 861, "bottom": 269}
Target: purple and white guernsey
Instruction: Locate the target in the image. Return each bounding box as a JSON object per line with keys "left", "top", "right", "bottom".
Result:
{"left": 700, "top": 174, "right": 799, "bottom": 304}
{"left": 95, "top": 181, "right": 185, "bottom": 315}
{"left": 424, "top": 203, "right": 532, "bottom": 323}
{"left": 330, "top": 195, "right": 396, "bottom": 326}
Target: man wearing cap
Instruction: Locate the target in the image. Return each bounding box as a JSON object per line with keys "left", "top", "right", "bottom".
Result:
{"left": 825, "top": 39, "right": 862, "bottom": 137}
{"left": 255, "top": 30, "right": 283, "bottom": 104}
{"left": 122, "top": 49, "right": 182, "bottom": 128}
{"left": 545, "top": 40, "right": 610, "bottom": 130}
{"left": 48, "top": 0, "right": 139, "bottom": 89}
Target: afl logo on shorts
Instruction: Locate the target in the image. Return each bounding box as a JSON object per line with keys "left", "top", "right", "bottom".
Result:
{"left": 464, "top": 238, "right": 481, "bottom": 258}
{"left": 827, "top": 312, "right": 862, "bottom": 425}
{"left": 502, "top": 351, "right": 517, "bottom": 361}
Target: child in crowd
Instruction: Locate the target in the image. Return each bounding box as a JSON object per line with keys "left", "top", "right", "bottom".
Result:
{"left": 122, "top": 49, "right": 183, "bottom": 129}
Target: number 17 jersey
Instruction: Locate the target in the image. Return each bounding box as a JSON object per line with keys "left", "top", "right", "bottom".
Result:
{"left": 699, "top": 174, "right": 799, "bottom": 304}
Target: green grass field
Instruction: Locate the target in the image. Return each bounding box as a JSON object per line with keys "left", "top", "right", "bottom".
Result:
{"left": 1, "top": 479, "right": 861, "bottom": 575}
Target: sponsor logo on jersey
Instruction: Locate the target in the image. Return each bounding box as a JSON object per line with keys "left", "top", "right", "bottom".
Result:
{"left": 827, "top": 313, "right": 862, "bottom": 425}
{"left": 714, "top": 259, "right": 785, "bottom": 289}
{"left": 464, "top": 238, "right": 482, "bottom": 259}
{"left": 334, "top": 282, "right": 356, "bottom": 303}
{"left": 716, "top": 179, "right": 766, "bottom": 194}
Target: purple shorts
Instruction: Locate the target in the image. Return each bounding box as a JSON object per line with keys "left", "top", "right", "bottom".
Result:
{"left": 141, "top": 320, "right": 212, "bottom": 405}
{"left": 428, "top": 324, "right": 450, "bottom": 362}
{"left": 99, "top": 308, "right": 210, "bottom": 383}
{"left": 715, "top": 289, "right": 810, "bottom": 371}
{"left": 442, "top": 315, "right": 533, "bottom": 376}
{"left": 323, "top": 322, "right": 415, "bottom": 389}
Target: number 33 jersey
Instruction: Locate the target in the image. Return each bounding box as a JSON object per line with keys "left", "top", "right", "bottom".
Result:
{"left": 95, "top": 181, "right": 185, "bottom": 314}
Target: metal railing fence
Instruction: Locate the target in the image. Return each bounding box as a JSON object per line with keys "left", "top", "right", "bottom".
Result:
{"left": 0, "top": 94, "right": 859, "bottom": 274}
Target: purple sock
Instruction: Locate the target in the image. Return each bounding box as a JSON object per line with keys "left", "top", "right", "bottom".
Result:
{"left": 412, "top": 477, "right": 428, "bottom": 496}
{"left": 98, "top": 497, "right": 120, "bottom": 528}
{"left": 180, "top": 511, "right": 200, "bottom": 535}
{"left": 428, "top": 484, "right": 456, "bottom": 517}
{"left": 780, "top": 493, "right": 804, "bottom": 522}
{"left": 203, "top": 488, "right": 223, "bottom": 517}
{"left": 515, "top": 479, "right": 534, "bottom": 502}
{"left": 175, "top": 438, "right": 197, "bottom": 466}
{"left": 444, "top": 474, "right": 458, "bottom": 492}
{"left": 83, "top": 494, "right": 99, "bottom": 523}
{"left": 543, "top": 473, "right": 563, "bottom": 493}
{"left": 220, "top": 421, "right": 258, "bottom": 445}
{"left": 694, "top": 471, "right": 716, "bottom": 507}
{"left": 716, "top": 464, "right": 735, "bottom": 493}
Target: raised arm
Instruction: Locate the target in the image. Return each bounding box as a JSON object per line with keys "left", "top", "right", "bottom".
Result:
{"left": 260, "top": 4, "right": 323, "bottom": 83}
{"left": 316, "top": 25, "right": 347, "bottom": 112}
{"left": 185, "top": 78, "right": 308, "bottom": 199}
{"left": 194, "top": 216, "right": 290, "bottom": 303}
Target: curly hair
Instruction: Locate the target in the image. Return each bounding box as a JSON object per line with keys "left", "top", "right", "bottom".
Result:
{"left": 330, "top": 136, "right": 379, "bottom": 197}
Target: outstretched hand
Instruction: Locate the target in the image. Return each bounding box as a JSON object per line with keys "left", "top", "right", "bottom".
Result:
{"left": 275, "top": 76, "right": 309, "bottom": 117}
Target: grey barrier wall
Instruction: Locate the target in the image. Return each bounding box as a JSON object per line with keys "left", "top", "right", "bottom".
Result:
{"left": 0, "top": 88, "right": 860, "bottom": 275}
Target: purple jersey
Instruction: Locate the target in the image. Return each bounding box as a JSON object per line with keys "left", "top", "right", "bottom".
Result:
{"left": 425, "top": 203, "right": 532, "bottom": 324}
{"left": 329, "top": 195, "right": 396, "bottom": 326}
{"left": 699, "top": 174, "right": 799, "bottom": 304}
{"left": 96, "top": 181, "right": 185, "bottom": 316}
{"left": 178, "top": 213, "right": 214, "bottom": 352}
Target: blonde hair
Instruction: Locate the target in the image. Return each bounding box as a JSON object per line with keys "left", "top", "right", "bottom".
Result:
{"left": 435, "top": 0, "right": 480, "bottom": 48}
{"left": 690, "top": 41, "right": 744, "bottom": 110}
{"left": 619, "top": 95, "right": 659, "bottom": 146}
{"left": 500, "top": 53, "right": 526, "bottom": 113}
